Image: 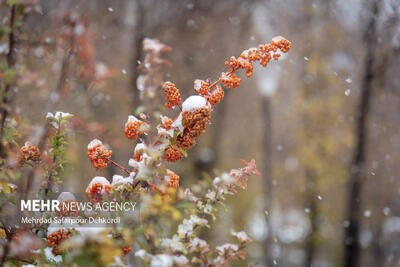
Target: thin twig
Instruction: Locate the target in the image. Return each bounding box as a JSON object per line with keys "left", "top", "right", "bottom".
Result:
{"left": 111, "top": 160, "right": 131, "bottom": 175}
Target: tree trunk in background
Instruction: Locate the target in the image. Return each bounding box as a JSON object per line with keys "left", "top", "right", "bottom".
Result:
{"left": 344, "top": 1, "right": 380, "bottom": 267}
{"left": 130, "top": 0, "right": 145, "bottom": 112}
{"left": 372, "top": 226, "right": 384, "bottom": 267}
{"left": 300, "top": 1, "right": 317, "bottom": 265}
{"left": 305, "top": 170, "right": 317, "bottom": 267}
{"left": 261, "top": 96, "right": 274, "bottom": 266}
{"left": 126, "top": 3, "right": 145, "bottom": 266}
{"left": 112, "top": 0, "right": 143, "bottom": 178}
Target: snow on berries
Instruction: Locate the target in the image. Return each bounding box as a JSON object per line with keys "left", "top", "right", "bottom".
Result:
{"left": 20, "top": 141, "right": 41, "bottom": 162}
{"left": 129, "top": 143, "right": 153, "bottom": 179}
{"left": 47, "top": 229, "right": 71, "bottom": 254}
{"left": 47, "top": 222, "right": 75, "bottom": 255}
{"left": 163, "top": 81, "right": 182, "bottom": 109}
{"left": 181, "top": 95, "right": 208, "bottom": 112}
{"left": 124, "top": 115, "right": 150, "bottom": 140}
{"left": 85, "top": 176, "right": 111, "bottom": 202}
{"left": 156, "top": 115, "right": 174, "bottom": 138}
{"left": 87, "top": 139, "right": 112, "bottom": 170}
{"left": 162, "top": 145, "right": 184, "bottom": 162}
{"left": 194, "top": 79, "right": 210, "bottom": 96}
{"left": 111, "top": 174, "right": 134, "bottom": 191}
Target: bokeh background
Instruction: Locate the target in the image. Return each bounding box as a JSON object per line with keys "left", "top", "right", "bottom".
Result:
{"left": 2, "top": 0, "right": 400, "bottom": 266}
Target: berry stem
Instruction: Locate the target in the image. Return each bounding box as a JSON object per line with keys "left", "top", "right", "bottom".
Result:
{"left": 111, "top": 160, "right": 131, "bottom": 175}
{"left": 208, "top": 78, "right": 222, "bottom": 90}
{"left": 209, "top": 69, "right": 234, "bottom": 90}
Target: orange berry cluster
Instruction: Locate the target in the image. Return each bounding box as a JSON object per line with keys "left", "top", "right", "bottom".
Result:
{"left": 176, "top": 129, "right": 196, "bottom": 150}
{"left": 155, "top": 116, "right": 174, "bottom": 142}
{"left": 163, "top": 82, "right": 182, "bottom": 109}
{"left": 161, "top": 37, "right": 291, "bottom": 164}
{"left": 206, "top": 86, "right": 224, "bottom": 106}
{"left": 87, "top": 143, "right": 112, "bottom": 170}
{"left": 161, "top": 116, "right": 173, "bottom": 130}
{"left": 48, "top": 229, "right": 71, "bottom": 255}
{"left": 133, "top": 148, "right": 144, "bottom": 162}
{"left": 220, "top": 72, "right": 241, "bottom": 88}
{"left": 20, "top": 142, "right": 41, "bottom": 162}
{"left": 194, "top": 80, "right": 210, "bottom": 96}
{"left": 124, "top": 120, "right": 149, "bottom": 141}
{"left": 86, "top": 182, "right": 111, "bottom": 203}
{"left": 145, "top": 170, "right": 180, "bottom": 192}
{"left": 164, "top": 106, "right": 210, "bottom": 162}
{"left": 162, "top": 145, "right": 184, "bottom": 162}
{"left": 166, "top": 170, "right": 179, "bottom": 189}
{"left": 225, "top": 37, "right": 292, "bottom": 77}
{"left": 55, "top": 200, "right": 79, "bottom": 217}
{"left": 182, "top": 107, "right": 211, "bottom": 138}
{"left": 195, "top": 80, "right": 224, "bottom": 106}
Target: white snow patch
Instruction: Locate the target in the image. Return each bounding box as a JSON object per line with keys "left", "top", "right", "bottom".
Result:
{"left": 171, "top": 113, "right": 183, "bottom": 132}
{"left": 111, "top": 174, "right": 133, "bottom": 189}
{"left": 182, "top": 95, "right": 207, "bottom": 112}
{"left": 86, "top": 176, "right": 110, "bottom": 193}
{"left": 125, "top": 115, "right": 139, "bottom": 126}
{"left": 44, "top": 247, "right": 63, "bottom": 263}
{"left": 128, "top": 159, "right": 151, "bottom": 179}
{"left": 216, "top": 244, "right": 239, "bottom": 255}
{"left": 88, "top": 139, "right": 103, "bottom": 149}
{"left": 272, "top": 36, "right": 285, "bottom": 42}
